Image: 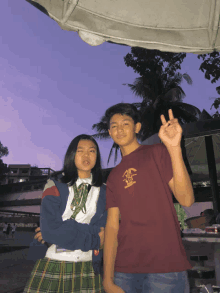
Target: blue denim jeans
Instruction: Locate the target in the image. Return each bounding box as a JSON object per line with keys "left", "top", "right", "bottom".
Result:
{"left": 114, "top": 271, "right": 190, "bottom": 293}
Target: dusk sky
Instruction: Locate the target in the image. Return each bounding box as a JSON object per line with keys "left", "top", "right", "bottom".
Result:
{"left": 1, "top": 1, "right": 219, "bottom": 171}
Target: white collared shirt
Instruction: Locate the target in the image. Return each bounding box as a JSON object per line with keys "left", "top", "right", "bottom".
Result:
{"left": 46, "top": 175, "right": 100, "bottom": 262}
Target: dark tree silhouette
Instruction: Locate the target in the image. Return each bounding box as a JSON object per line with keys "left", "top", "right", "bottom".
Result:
{"left": 92, "top": 48, "right": 201, "bottom": 165}
{"left": 0, "top": 142, "right": 9, "bottom": 182}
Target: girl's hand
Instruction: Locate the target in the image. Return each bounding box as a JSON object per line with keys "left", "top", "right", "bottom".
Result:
{"left": 98, "top": 227, "right": 105, "bottom": 248}
{"left": 34, "top": 227, "right": 45, "bottom": 244}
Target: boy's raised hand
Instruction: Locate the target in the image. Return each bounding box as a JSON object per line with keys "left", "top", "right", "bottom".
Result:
{"left": 34, "top": 227, "right": 45, "bottom": 244}
{"left": 158, "top": 109, "right": 182, "bottom": 149}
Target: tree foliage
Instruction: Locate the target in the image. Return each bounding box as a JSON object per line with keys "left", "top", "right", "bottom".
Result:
{"left": 92, "top": 48, "right": 201, "bottom": 165}
{"left": 198, "top": 51, "right": 220, "bottom": 85}
{"left": 197, "top": 51, "right": 220, "bottom": 118}
{"left": 0, "top": 141, "right": 9, "bottom": 181}
{"left": 0, "top": 159, "right": 9, "bottom": 179}
{"left": 0, "top": 141, "right": 9, "bottom": 159}
{"left": 124, "top": 48, "right": 186, "bottom": 84}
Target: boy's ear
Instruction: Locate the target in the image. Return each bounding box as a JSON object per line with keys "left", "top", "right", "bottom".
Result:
{"left": 135, "top": 122, "right": 142, "bottom": 134}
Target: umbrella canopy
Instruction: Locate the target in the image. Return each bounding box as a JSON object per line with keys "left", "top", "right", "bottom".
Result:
{"left": 26, "top": 0, "right": 220, "bottom": 53}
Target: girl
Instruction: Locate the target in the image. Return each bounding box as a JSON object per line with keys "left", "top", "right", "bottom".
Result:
{"left": 24, "top": 134, "right": 107, "bottom": 293}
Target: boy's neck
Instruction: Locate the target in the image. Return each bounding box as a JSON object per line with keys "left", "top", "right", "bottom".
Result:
{"left": 120, "top": 140, "right": 141, "bottom": 156}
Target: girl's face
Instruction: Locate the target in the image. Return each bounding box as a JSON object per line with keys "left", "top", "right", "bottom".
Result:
{"left": 75, "top": 139, "right": 97, "bottom": 178}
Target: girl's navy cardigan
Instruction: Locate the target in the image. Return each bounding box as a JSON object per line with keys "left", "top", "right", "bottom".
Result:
{"left": 27, "top": 179, "right": 107, "bottom": 275}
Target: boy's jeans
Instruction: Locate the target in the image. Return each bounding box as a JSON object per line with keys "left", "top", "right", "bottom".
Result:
{"left": 114, "top": 271, "right": 190, "bottom": 293}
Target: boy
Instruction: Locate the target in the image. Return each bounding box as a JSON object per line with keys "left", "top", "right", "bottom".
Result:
{"left": 102, "top": 103, "right": 195, "bottom": 293}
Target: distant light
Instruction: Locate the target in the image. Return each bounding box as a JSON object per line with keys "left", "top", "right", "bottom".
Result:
{"left": 19, "top": 179, "right": 25, "bottom": 182}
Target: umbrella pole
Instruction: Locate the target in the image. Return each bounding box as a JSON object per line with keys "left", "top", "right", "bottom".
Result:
{"left": 205, "top": 135, "right": 220, "bottom": 216}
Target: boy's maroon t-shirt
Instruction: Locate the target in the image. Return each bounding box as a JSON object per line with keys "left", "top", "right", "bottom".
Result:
{"left": 106, "top": 143, "right": 192, "bottom": 274}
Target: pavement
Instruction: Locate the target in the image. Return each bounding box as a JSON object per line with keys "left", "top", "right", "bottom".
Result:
{"left": 0, "top": 231, "right": 36, "bottom": 293}
{"left": 0, "top": 231, "right": 218, "bottom": 293}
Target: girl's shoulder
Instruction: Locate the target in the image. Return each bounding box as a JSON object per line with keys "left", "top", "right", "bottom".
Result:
{"left": 43, "top": 178, "right": 56, "bottom": 192}
{"left": 43, "top": 178, "right": 68, "bottom": 190}
{"left": 42, "top": 178, "right": 68, "bottom": 199}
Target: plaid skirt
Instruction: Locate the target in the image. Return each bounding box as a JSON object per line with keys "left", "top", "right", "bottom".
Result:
{"left": 23, "top": 257, "right": 105, "bottom": 293}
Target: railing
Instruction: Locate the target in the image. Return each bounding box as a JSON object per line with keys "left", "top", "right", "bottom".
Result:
{"left": 0, "top": 168, "right": 217, "bottom": 204}
{"left": 0, "top": 179, "right": 48, "bottom": 195}
{"left": 0, "top": 168, "right": 113, "bottom": 195}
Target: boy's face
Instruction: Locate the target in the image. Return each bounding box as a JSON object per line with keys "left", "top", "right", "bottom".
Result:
{"left": 108, "top": 114, "right": 141, "bottom": 147}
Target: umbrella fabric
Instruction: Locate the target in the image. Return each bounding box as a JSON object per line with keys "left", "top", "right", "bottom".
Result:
{"left": 27, "top": 0, "right": 220, "bottom": 53}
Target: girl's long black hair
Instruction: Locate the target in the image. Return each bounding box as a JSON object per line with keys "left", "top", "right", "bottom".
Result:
{"left": 51, "top": 134, "right": 103, "bottom": 187}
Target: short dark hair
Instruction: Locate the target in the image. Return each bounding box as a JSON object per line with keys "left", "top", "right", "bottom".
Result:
{"left": 52, "top": 134, "right": 103, "bottom": 187}
{"left": 104, "top": 103, "right": 140, "bottom": 129}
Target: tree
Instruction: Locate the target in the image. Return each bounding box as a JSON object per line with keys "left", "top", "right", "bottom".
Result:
{"left": 123, "top": 48, "right": 201, "bottom": 139}
{"left": 0, "top": 141, "right": 9, "bottom": 158}
{"left": 197, "top": 51, "right": 220, "bottom": 115}
{"left": 124, "top": 48, "right": 186, "bottom": 79}
{"left": 92, "top": 115, "right": 121, "bottom": 165}
{"left": 198, "top": 51, "right": 220, "bottom": 85}
{"left": 0, "top": 142, "right": 9, "bottom": 182}
{"left": 209, "top": 96, "right": 220, "bottom": 119}
{"left": 92, "top": 48, "right": 201, "bottom": 165}
{"left": 123, "top": 74, "right": 201, "bottom": 140}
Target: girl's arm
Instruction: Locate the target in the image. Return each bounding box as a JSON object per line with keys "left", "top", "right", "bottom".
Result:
{"left": 41, "top": 193, "right": 101, "bottom": 252}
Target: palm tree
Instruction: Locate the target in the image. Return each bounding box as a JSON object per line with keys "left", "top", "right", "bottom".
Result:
{"left": 92, "top": 72, "right": 201, "bottom": 165}
{"left": 124, "top": 73, "right": 201, "bottom": 139}
{"left": 92, "top": 115, "right": 121, "bottom": 165}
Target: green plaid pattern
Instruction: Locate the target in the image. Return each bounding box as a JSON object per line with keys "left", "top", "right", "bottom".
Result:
{"left": 23, "top": 258, "right": 104, "bottom": 293}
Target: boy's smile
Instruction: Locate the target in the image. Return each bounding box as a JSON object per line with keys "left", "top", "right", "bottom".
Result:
{"left": 108, "top": 114, "right": 141, "bottom": 156}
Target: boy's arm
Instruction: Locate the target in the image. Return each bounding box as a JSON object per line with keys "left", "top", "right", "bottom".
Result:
{"left": 103, "top": 207, "right": 120, "bottom": 290}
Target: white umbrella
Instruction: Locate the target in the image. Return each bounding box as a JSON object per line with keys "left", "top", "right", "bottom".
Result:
{"left": 26, "top": 0, "right": 220, "bottom": 53}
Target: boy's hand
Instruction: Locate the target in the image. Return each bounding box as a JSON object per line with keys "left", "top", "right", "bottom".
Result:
{"left": 34, "top": 227, "right": 45, "bottom": 244}
{"left": 158, "top": 109, "right": 182, "bottom": 149}
{"left": 103, "top": 281, "right": 125, "bottom": 293}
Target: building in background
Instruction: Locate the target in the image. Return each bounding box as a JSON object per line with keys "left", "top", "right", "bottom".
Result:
{"left": 0, "top": 164, "right": 55, "bottom": 185}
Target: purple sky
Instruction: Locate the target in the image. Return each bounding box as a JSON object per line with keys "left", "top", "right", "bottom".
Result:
{"left": 1, "top": 1, "right": 219, "bottom": 171}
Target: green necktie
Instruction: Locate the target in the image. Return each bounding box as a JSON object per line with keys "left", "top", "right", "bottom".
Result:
{"left": 70, "top": 183, "right": 89, "bottom": 219}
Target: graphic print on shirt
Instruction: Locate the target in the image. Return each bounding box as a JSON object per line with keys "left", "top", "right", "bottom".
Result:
{"left": 123, "top": 168, "right": 137, "bottom": 189}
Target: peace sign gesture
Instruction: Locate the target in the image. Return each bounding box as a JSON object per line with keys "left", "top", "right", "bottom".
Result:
{"left": 158, "top": 109, "right": 182, "bottom": 149}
